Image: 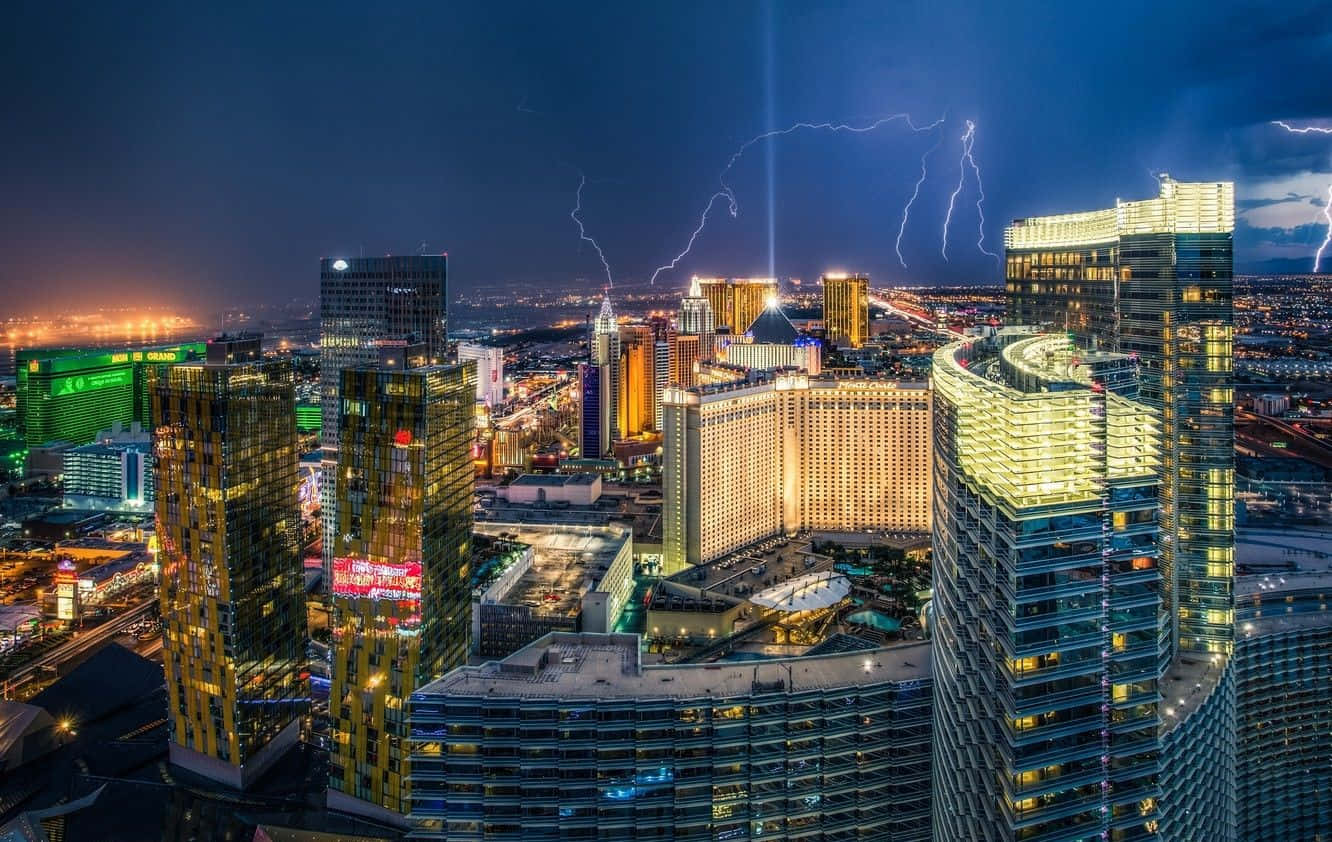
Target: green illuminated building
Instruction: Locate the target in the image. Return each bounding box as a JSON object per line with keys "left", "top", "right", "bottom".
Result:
{"left": 295, "top": 401, "right": 322, "bottom": 434}
{"left": 17, "top": 343, "right": 206, "bottom": 447}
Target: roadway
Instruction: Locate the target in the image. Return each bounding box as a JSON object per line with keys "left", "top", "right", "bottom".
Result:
{"left": 2, "top": 597, "right": 158, "bottom": 699}
{"left": 1236, "top": 409, "right": 1332, "bottom": 471}
{"left": 868, "top": 290, "right": 963, "bottom": 337}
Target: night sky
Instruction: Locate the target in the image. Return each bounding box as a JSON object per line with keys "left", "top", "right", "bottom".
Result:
{"left": 3, "top": 0, "right": 1330, "bottom": 314}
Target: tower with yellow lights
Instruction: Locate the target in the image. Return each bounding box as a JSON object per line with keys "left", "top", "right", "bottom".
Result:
{"left": 931, "top": 329, "right": 1163, "bottom": 841}
{"left": 326, "top": 349, "right": 475, "bottom": 821}
{"left": 1006, "top": 177, "right": 1235, "bottom": 659}
{"left": 821, "top": 272, "right": 869, "bottom": 348}
{"left": 153, "top": 334, "right": 307, "bottom": 790}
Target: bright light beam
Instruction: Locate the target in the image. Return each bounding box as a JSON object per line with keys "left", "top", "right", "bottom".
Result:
{"left": 896, "top": 122, "right": 945, "bottom": 268}
{"left": 571, "top": 172, "right": 614, "bottom": 288}
{"left": 1272, "top": 120, "right": 1332, "bottom": 135}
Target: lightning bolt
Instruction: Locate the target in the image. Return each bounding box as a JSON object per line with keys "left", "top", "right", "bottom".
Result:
{"left": 896, "top": 119, "right": 946, "bottom": 269}
{"left": 1318, "top": 184, "right": 1332, "bottom": 273}
{"left": 963, "top": 123, "right": 999, "bottom": 260}
{"left": 718, "top": 114, "right": 943, "bottom": 216}
{"left": 571, "top": 172, "right": 614, "bottom": 288}
{"left": 1272, "top": 119, "right": 1332, "bottom": 272}
{"left": 648, "top": 113, "right": 944, "bottom": 284}
{"left": 938, "top": 119, "right": 998, "bottom": 262}
{"left": 941, "top": 120, "right": 974, "bottom": 261}
{"left": 647, "top": 192, "right": 730, "bottom": 286}
{"left": 1272, "top": 120, "right": 1332, "bottom": 134}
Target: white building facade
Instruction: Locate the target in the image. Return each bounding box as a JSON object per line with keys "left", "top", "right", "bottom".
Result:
{"left": 663, "top": 374, "right": 932, "bottom": 571}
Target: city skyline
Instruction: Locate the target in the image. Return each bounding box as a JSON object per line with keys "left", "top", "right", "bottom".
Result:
{"left": 2, "top": 1, "right": 1330, "bottom": 314}
{"left": 3, "top": 4, "right": 1332, "bottom": 841}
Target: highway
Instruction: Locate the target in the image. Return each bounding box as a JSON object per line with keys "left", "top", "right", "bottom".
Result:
{"left": 2, "top": 597, "right": 157, "bottom": 699}
{"left": 868, "top": 290, "right": 963, "bottom": 337}
{"left": 1236, "top": 409, "right": 1332, "bottom": 471}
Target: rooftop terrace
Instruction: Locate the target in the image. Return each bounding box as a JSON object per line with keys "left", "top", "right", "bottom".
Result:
{"left": 473, "top": 523, "right": 630, "bottom": 618}
{"left": 415, "top": 632, "right": 931, "bottom": 701}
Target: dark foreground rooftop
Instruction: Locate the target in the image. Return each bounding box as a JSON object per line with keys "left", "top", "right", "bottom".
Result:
{"left": 0, "top": 644, "right": 401, "bottom": 842}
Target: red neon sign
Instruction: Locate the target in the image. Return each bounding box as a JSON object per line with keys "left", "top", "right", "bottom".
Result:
{"left": 332, "top": 557, "right": 422, "bottom": 601}
{"left": 394, "top": 429, "right": 413, "bottom": 446}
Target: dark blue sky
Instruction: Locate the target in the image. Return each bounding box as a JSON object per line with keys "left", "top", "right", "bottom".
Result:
{"left": 3, "top": 0, "right": 1330, "bottom": 313}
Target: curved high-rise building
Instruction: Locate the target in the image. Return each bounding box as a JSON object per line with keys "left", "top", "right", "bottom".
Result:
{"left": 1005, "top": 178, "right": 1235, "bottom": 658}
{"left": 931, "top": 330, "right": 1163, "bottom": 841}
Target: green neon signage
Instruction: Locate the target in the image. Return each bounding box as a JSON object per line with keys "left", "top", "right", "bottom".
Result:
{"left": 50, "top": 368, "right": 134, "bottom": 397}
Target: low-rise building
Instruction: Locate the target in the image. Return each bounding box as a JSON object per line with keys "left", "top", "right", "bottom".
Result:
{"left": 503, "top": 473, "right": 601, "bottom": 506}
{"left": 61, "top": 422, "right": 153, "bottom": 511}
{"left": 471, "top": 523, "right": 633, "bottom": 658}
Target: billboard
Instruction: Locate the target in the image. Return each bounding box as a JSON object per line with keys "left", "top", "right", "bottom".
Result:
{"left": 332, "top": 557, "right": 422, "bottom": 601}
{"left": 50, "top": 368, "right": 133, "bottom": 397}
{"left": 55, "top": 559, "right": 78, "bottom": 621}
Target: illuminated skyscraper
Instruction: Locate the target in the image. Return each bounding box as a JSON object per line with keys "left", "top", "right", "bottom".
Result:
{"left": 327, "top": 350, "right": 475, "bottom": 821}
{"left": 591, "top": 294, "right": 620, "bottom": 443}
{"left": 822, "top": 272, "right": 870, "bottom": 348}
{"left": 153, "top": 335, "right": 307, "bottom": 789}
{"left": 678, "top": 276, "right": 715, "bottom": 352}
{"left": 456, "top": 342, "right": 504, "bottom": 408}
{"left": 698, "top": 277, "right": 777, "bottom": 334}
{"left": 578, "top": 362, "right": 609, "bottom": 458}
{"left": 319, "top": 255, "right": 447, "bottom": 590}
{"left": 663, "top": 373, "right": 931, "bottom": 572}
{"left": 1006, "top": 178, "right": 1235, "bottom": 657}
{"left": 668, "top": 333, "right": 702, "bottom": 389}
{"left": 653, "top": 330, "right": 672, "bottom": 430}
{"left": 17, "top": 342, "right": 206, "bottom": 447}
{"left": 930, "top": 330, "right": 1163, "bottom": 841}
{"left": 616, "top": 324, "right": 655, "bottom": 436}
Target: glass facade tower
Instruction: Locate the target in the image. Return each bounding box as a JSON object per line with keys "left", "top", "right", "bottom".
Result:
{"left": 821, "top": 273, "right": 869, "bottom": 349}
{"left": 328, "top": 359, "right": 475, "bottom": 819}
{"left": 319, "top": 255, "right": 448, "bottom": 589}
{"left": 578, "top": 362, "right": 608, "bottom": 458}
{"left": 698, "top": 277, "right": 778, "bottom": 335}
{"left": 931, "top": 330, "right": 1163, "bottom": 841}
{"left": 1005, "top": 178, "right": 1235, "bottom": 657}
{"left": 152, "top": 346, "right": 307, "bottom": 789}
